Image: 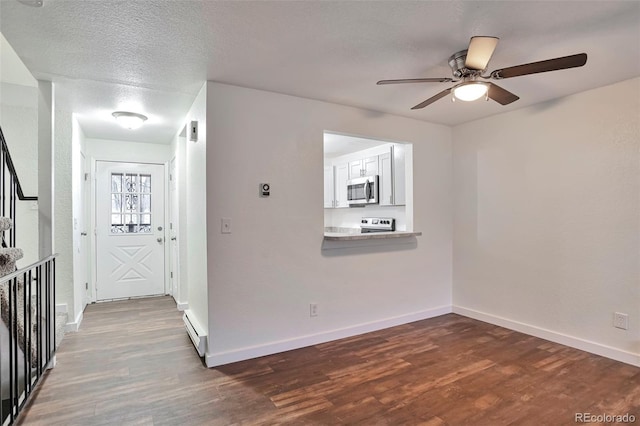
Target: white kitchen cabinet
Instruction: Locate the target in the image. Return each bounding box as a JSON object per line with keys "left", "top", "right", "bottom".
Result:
{"left": 324, "top": 165, "right": 335, "bottom": 208}
{"left": 393, "top": 144, "right": 406, "bottom": 206}
{"left": 378, "top": 144, "right": 406, "bottom": 206}
{"left": 363, "top": 156, "right": 379, "bottom": 176}
{"left": 324, "top": 163, "right": 349, "bottom": 208}
{"left": 334, "top": 163, "right": 349, "bottom": 208}
{"left": 349, "top": 160, "right": 362, "bottom": 179}
{"left": 349, "top": 156, "right": 379, "bottom": 179}
{"left": 379, "top": 152, "right": 393, "bottom": 206}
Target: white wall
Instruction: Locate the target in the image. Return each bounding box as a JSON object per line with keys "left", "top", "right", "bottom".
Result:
{"left": 85, "top": 138, "right": 171, "bottom": 164}
{"left": 453, "top": 77, "right": 640, "bottom": 366}
{"left": 169, "top": 87, "right": 205, "bottom": 312}
{"left": 0, "top": 33, "right": 37, "bottom": 88}
{"left": 71, "top": 116, "right": 87, "bottom": 326}
{"left": 183, "top": 84, "right": 208, "bottom": 336}
{"left": 38, "top": 81, "right": 53, "bottom": 259}
{"left": 54, "top": 107, "right": 74, "bottom": 321}
{"left": 205, "top": 82, "right": 452, "bottom": 366}
{"left": 169, "top": 129, "right": 188, "bottom": 307}
{"left": 0, "top": 83, "right": 39, "bottom": 266}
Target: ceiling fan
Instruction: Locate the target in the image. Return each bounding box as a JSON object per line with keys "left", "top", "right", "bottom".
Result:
{"left": 377, "top": 36, "right": 587, "bottom": 109}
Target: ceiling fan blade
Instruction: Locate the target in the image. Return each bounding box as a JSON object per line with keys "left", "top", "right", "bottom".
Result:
{"left": 487, "top": 83, "right": 519, "bottom": 105}
{"left": 411, "top": 88, "right": 452, "bottom": 109}
{"left": 377, "top": 78, "right": 453, "bottom": 85}
{"left": 465, "top": 36, "right": 499, "bottom": 71}
{"left": 490, "top": 53, "right": 587, "bottom": 79}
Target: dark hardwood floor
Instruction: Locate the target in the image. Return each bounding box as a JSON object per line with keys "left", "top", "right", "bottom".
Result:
{"left": 17, "top": 296, "right": 639, "bottom": 425}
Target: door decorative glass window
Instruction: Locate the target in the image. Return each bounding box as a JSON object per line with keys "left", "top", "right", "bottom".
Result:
{"left": 110, "top": 173, "right": 152, "bottom": 233}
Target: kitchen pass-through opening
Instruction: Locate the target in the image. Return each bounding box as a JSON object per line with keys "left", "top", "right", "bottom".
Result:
{"left": 323, "top": 131, "right": 413, "bottom": 235}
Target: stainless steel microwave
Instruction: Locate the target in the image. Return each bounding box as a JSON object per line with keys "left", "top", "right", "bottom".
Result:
{"left": 347, "top": 175, "right": 379, "bottom": 206}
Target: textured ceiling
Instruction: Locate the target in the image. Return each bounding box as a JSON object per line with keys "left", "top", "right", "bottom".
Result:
{"left": 1, "top": 1, "right": 639, "bottom": 144}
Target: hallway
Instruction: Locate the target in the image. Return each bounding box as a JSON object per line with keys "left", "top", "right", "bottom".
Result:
{"left": 18, "top": 297, "right": 640, "bottom": 425}
{"left": 17, "top": 297, "right": 210, "bottom": 425}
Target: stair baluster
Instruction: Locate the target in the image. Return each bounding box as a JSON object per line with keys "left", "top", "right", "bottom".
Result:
{"left": 0, "top": 125, "right": 57, "bottom": 426}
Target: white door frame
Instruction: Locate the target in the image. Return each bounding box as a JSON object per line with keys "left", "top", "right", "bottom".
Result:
{"left": 80, "top": 151, "right": 89, "bottom": 310}
{"left": 89, "top": 158, "right": 170, "bottom": 302}
{"left": 169, "top": 156, "right": 181, "bottom": 301}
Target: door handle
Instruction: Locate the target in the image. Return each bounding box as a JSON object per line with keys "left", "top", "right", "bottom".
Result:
{"left": 81, "top": 232, "right": 87, "bottom": 236}
{"left": 171, "top": 237, "right": 177, "bottom": 241}
{"left": 157, "top": 237, "right": 163, "bottom": 243}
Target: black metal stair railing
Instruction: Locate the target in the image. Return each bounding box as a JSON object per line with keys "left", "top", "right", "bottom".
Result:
{"left": 1, "top": 255, "right": 57, "bottom": 426}
{"left": 0, "top": 126, "right": 38, "bottom": 249}
{"left": 0, "top": 124, "right": 51, "bottom": 426}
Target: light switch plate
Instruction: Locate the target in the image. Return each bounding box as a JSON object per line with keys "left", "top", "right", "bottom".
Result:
{"left": 221, "top": 217, "right": 232, "bottom": 234}
{"left": 190, "top": 120, "right": 198, "bottom": 142}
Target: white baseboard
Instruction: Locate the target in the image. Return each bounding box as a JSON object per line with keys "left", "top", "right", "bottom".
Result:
{"left": 206, "top": 305, "right": 452, "bottom": 367}
{"left": 176, "top": 301, "right": 188, "bottom": 311}
{"left": 55, "top": 303, "right": 67, "bottom": 314}
{"left": 64, "top": 310, "right": 83, "bottom": 332}
{"left": 453, "top": 305, "right": 640, "bottom": 368}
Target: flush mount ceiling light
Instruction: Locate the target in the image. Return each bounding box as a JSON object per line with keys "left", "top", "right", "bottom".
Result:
{"left": 112, "top": 111, "right": 147, "bottom": 130}
{"left": 452, "top": 81, "right": 488, "bottom": 102}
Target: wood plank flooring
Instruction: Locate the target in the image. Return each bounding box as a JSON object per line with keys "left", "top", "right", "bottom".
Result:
{"left": 17, "top": 297, "right": 640, "bottom": 425}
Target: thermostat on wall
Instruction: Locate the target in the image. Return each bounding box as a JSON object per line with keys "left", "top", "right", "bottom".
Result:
{"left": 259, "top": 183, "right": 270, "bottom": 198}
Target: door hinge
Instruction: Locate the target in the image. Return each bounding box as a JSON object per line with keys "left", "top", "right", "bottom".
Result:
{"left": 170, "top": 272, "right": 173, "bottom": 278}
{"left": 85, "top": 282, "right": 88, "bottom": 290}
{"left": 84, "top": 173, "right": 89, "bottom": 181}
{"left": 170, "top": 174, "right": 173, "bottom": 181}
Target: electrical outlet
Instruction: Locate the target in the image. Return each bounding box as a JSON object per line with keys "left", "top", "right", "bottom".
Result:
{"left": 310, "top": 303, "right": 318, "bottom": 317}
{"left": 613, "top": 312, "right": 628, "bottom": 330}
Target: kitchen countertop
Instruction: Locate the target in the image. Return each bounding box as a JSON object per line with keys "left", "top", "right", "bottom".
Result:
{"left": 323, "top": 229, "right": 422, "bottom": 241}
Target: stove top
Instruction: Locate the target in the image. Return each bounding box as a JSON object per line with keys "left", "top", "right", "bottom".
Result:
{"left": 360, "top": 217, "right": 395, "bottom": 233}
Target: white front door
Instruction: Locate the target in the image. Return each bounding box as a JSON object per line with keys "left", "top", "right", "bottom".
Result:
{"left": 96, "top": 161, "right": 165, "bottom": 300}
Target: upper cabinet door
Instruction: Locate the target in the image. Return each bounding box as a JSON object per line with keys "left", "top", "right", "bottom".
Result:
{"left": 324, "top": 165, "right": 335, "bottom": 208}
{"left": 335, "top": 163, "right": 350, "bottom": 208}
{"left": 393, "top": 144, "right": 406, "bottom": 206}
{"left": 349, "top": 159, "right": 363, "bottom": 179}
{"left": 363, "top": 156, "right": 379, "bottom": 176}
{"left": 379, "top": 151, "right": 393, "bottom": 206}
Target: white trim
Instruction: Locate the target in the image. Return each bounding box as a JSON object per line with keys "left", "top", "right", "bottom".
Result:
{"left": 453, "top": 305, "right": 640, "bottom": 368}
{"left": 163, "top": 160, "right": 170, "bottom": 296}
{"left": 55, "top": 303, "right": 68, "bottom": 314}
{"left": 89, "top": 156, "right": 97, "bottom": 303}
{"left": 176, "top": 301, "right": 188, "bottom": 311}
{"left": 206, "top": 305, "right": 452, "bottom": 367}
{"left": 64, "top": 310, "right": 83, "bottom": 332}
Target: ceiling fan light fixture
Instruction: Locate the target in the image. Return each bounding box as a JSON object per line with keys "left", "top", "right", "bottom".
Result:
{"left": 112, "top": 111, "right": 148, "bottom": 130}
{"left": 453, "top": 82, "right": 488, "bottom": 102}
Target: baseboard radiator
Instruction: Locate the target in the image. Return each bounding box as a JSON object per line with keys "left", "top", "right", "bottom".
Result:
{"left": 183, "top": 310, "right": 206, "bottom": 357}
